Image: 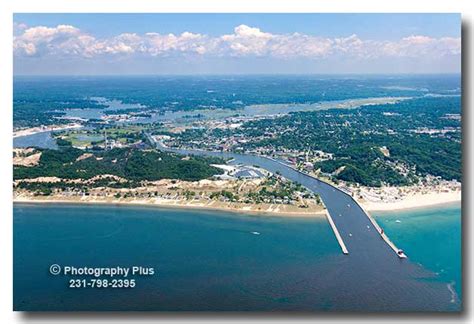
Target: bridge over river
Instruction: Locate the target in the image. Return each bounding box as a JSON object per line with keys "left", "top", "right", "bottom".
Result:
{"left": 150, "top": 136, "right": 460, "bottom": 312}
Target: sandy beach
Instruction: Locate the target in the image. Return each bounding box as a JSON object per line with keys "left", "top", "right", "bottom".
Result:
{"left": 361, "top": 190, "right": 461, "bottom": 212}
{"left": 13, "top": 123, "right": 82, "bottom": 138}
{"left": 14, "top": 188, "right": 461, "bottom": 217}
{"left": 13, "top": 196, "right": 327, "bottom": 218}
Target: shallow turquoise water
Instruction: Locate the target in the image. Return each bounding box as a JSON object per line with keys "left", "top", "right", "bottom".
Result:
{"left": 374, "top": 203, "right": 462, "bottom": 297}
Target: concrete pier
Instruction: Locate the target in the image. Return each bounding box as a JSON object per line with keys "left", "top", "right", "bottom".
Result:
{"left": 275, "top": 161, "right": 407, "bottom": 259}
{"left": 324, "top": 209, "right": 349, "bottom": 254}
{"left": 359, "top": 204, "right": 407, "bottom": 258}
{"left": 151, "top": 142, "right": 460, "bottom": 311}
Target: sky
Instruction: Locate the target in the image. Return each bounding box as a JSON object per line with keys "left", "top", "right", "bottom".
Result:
{"left": 13, "top": 13, "right": 461, "bottom": 75}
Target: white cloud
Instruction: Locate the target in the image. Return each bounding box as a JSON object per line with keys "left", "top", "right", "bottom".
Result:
{"left": 217, "top": 25, "right": 334, "bottom": 58}
{"left": 14, "top": 24, "right": 86, "bottom": 57}
{"left": 219, "top": 25, "right": 274, "bottom": 56}
{"left": 13, "top": 22, "right": 28, "bottom": 36}
{"left": 334, "top": 34, "right": 364, "bottom": 55}
{"left": 380, "top": 35, "right": 461, "bottom": 58}
{"left": 13, "top": 23, "right": 461, "bottom": 61}
{"left": 144, "top": 32, "right": 209, "bottom": 56}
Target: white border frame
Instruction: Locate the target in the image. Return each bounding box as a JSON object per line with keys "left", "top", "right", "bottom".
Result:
{"left": 1, "top": 1, "right": 472, "bottom": 323}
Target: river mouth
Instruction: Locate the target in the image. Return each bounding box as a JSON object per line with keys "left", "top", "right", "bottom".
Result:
{"left": 11, "top": 137, "right": 461, "bottom": 311}
{"left": 143, "top": 144, "right": 461, "bottom": 311}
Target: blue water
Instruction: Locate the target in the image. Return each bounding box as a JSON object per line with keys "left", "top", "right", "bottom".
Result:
{"left": 13, "top": 131, "right": 57, "bottom": 149}
{"left": 374, "top": 203, "right": 462, "bottom": 297}
{"left": 14, "top": 203, "right": 341, "bottom": 311}
{"left": 14, "top": 203, "right": 461, "bottom": 311}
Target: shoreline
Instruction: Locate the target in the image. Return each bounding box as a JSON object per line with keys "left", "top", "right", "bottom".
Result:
{"left": 266, "top": 154, "right": 461, "bottom": 213}
{"left": 13, "top": 190, "right": 461, "bottom": 217}
{"left": 13, "top": 197, "right": 326, "bottom": 218}
{"left": 13, "top": 123, "right": 82, "bottom": 139}
{"left": 359, "top": 190, "right": 461, "bottom": 212}
{"left": 369, "top": 200, "right": 461, "bottom": 214}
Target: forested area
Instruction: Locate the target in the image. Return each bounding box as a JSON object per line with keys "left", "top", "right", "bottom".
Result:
{"left": 14, "top": 147, "right": 223, "bottom": 183}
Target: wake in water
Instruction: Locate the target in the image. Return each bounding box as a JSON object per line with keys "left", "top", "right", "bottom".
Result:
{"left": 447, "top": 281, "right": 458, "bottom": 304}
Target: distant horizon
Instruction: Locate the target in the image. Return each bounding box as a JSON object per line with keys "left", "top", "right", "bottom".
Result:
{"left": 13, "top": 72, "right": 462, "bottom": 77}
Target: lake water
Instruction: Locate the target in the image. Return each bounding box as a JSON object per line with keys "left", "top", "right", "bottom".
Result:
{"left": 374, "top": 203, "right": 462, "bottom": 297}
{"left": 13, "top": 131, "right": 58, "bottom": 149}
{"left": 14, "top": 203, "right": 461, "bottom": 311}
{"left": 62, "top": 96, "right": 410, "bottom": 124}
{"left": 14, "top": 204, "right": 340, "bottom": 311}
